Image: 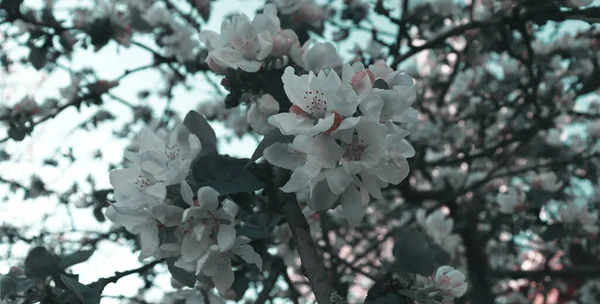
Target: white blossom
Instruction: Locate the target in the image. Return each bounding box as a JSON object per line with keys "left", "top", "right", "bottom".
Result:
{"left": 196, "top": 236, "right": 262, "bottom": 293}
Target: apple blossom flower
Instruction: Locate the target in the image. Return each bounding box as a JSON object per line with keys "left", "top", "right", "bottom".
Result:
{"left": 199, "top": 4, "right": 280, "bottom": 72}
{"left": 247, "top": 94, "right": 280, "bottom": 135}
{"left": 268, "top": 66, "right": 360, "bottom": 142}
{"left": 159, "top": 21, "right": 199, "bottom": 63}
{"left": 105, "top": 203, "right": 183, "bottom": 259}
{"left": 434, "top": 266, "right": 468, "bottom": 299}
{"left": 125, "top": 125, "right": 201, "bottom": 186}
{"left": 109, "top": 165, "right": 167, "bottom": 213}
{"left": 416, "top": 209, "right": 461, "bottom": 256}
{"left": 196, "top": 236, "right": 263, "bottom": 293}
{"left": 178, "top": 181, "right": 239, "bottom": 262}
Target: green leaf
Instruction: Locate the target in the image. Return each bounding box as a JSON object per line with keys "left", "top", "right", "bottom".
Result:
{"left": 230, "top": 271, "right": 250, "bottom": 301}
{"left": 183, "top": 111, "right": 217, "bottom": 157}
{"left": 166, "top": 258, "right": 196, "bottom": 287}
{"left": 60, "top": 275, "right": 101, "bottom": 304}
{"left": 58, "top": 250, "right": 94, "bottom": 270}
{"left": 7, "top": 125, "right": 28, "bottom": 141}
{"left": 392, "top": 228, "right": 436, "bottom": 276}
{"left": 28, "top": 46, "right": 48, "bottom": 70}
{"left": 24, "top": 247, "right": 60, "bottom": 278}
{"left": 193, "top": 154, "right": 264, "bottom": 195}
{"left": 0, "top": 276, "right": 17, "bottom": 300}
{"left": 237, "top": 224, "right": 270, "bottom": 240}
{"left": 246, "top": 128, "right": 293, "bottom": 168}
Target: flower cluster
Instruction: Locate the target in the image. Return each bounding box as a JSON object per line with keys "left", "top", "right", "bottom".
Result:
{"left": 415, "top": 208, "right": 462, "bottom": 257}
{"left": 106, "top": 126, "right": 262, "bottom": 294}
{"left": 264, "top": 59, "right": 416, "bottom": 225}
{"left": 199, "top": 4, "right": 298, "bottom": 73}
{"left": 415, "top": 265, "right": 469, "bottom": 302}
{"left": 106, "top": 126, "right": 201, "bottom": 258}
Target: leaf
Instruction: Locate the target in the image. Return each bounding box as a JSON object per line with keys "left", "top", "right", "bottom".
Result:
{"left": 183, "top": 111, "right": 217, "bottom": 157}
{"left": 60, "top": 275, "right": 101, "bottom": 304}
{"left": 0, "top": 276, "right": 17, "bottom": 300}
{"left": 24, "top": 246, "right": 60, "bottom": 278}
{"left": 230, "top": 271, "right": 250, "bottom": 301}
{"left": 166, "top": 257, "right": 196, "bottom": 287}
{"left": 58, "top": 249, "right": 94, "bottom": 269}
{"left": 28, "top": 46, "right": 48, "bottom": 70}
{"left": 237, "top": 224, "right": 270, "bottom": 240}
{"left": 540, "top": 224, "right": 566, "bottom": 241}
{"left": 193, "top": 154, "right": 264, "bottom": 195}
{"left": 246, "top": 128, "right": 294, "bottom": 168}
{"left": 392, "top": 228, "right": 435, "bottom": 276}
{"left": 7, "top": 125, "right": 28, "bottom": 141}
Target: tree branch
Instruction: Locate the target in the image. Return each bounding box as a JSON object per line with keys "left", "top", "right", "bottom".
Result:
{"left": 278, "top": 191, "right": 343, "bottom": 304}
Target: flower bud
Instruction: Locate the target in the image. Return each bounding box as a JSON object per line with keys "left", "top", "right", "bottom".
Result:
{"left": 271, "top": 29, "right": 299, "bottom": 56}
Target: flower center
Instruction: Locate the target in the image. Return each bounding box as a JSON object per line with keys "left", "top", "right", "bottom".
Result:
{"left": 341, "top": 132, "right": 367, "bottom": 162}
{"left": 134, "top": 175, "right": 152, "bottom": 190}
{"left": 303, "top": 90, "right": 327, "bottom": 118}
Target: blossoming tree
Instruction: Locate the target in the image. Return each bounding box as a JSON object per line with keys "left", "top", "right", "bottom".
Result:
{"left": 1, "top": 0, "right": 600, "bottom": 303}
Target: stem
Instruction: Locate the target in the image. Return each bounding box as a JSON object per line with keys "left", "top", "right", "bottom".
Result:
{"left": 278, "top": 191, "right": 343, "bottom": 304}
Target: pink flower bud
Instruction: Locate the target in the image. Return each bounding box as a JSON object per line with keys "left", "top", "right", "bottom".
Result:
{"left": 271, "top": 30, "right": 299, "bottom": 57}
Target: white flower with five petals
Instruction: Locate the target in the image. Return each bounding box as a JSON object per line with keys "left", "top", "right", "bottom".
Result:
{"left": 196, "top": 236, "right": 262, "bottom": 293}
{"left": 126, "top": 125, "right": 201, "bottom": 186}
{"left": 178, "top": 181, "right": 239, "bottom": 263}
{"left": 199, "top": 4, "right": 280, "bottom": 72}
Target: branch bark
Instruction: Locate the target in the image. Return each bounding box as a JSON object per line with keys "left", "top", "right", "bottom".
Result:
{"left": 278, "top": 191, "right": 343, "bottom": 304}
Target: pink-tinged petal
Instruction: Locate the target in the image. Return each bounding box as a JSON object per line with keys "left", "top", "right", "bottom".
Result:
{"left": 217, "top": 224, "right": 237, "bottom": 252}
{"left": 181, "top": 234, "right": 205, "bottom": 262}
{"left": 256, "top": 30, "right": 273, "bottom": 60}
{"left": 359, "top": 93, "right": 384, "bottom": 120}
{"left": 180, "top": 180, "right": 195, "bottom": 207}
{"left": 308, "top": 180, "right": 339, "bottom": 211}
{"left": 281, "top": 164, "right": 321, "bottom": 193}
{"left": 335, "top": 117, "right": 361, "bottom": 132}
{"left": 359, "top": 170, "right": 384, "bottom": 200}
{"left": 307, "top": 114, "right": 335, "bottom": 136}
{"left": 450, "top": 283, "right": 468, "bottom": 297}
{"left": 156, "top": 243, "right": 180, "bottom": 259}
{"left": 199, "top": 30, "right": 223, "bottom": 50}
{"left": 136, "top": 223, "right": 159, "bottom": 259}
{"left": 329, "top": 86, "right": 359, "bottom": 117}
{"left": 378, "top": 157, "right": 409, "bottom": 185}
{"left": 219, "top": 199, "right": 239, "bottom": 219}
{"left": 197, "top": 186, "right": 220, "bottom": 210}
{"left": 198, "top": 247, "right": 221, "bottom": 275}
{"left": 268, "top": 113, "right": 315, "bottom": 135}
{"left": 109, "top": 168, "right": 140, "bottom": 198}
{"left": 210, "top": 48, "right": 261, "bottom": 72}
{"left": 325, "top": 167, "right": 358, "bottom": 195}
{"left": 213, "top": 264, "right": 235, "bottom": 293}
{"left": 137, "top": 127, "right": 165, "bottom": 153}
{"left": 341, "top": 186, "right": 366, "bottom": 226}
{"left": 152, "top": 204, "right": 184, "bottom": 227}
{"left": 232, "top": 244, "right": 263, "bottom": 271}
{"left": 306, "top": 134, "right": 344, "bottom": 168}
{"left": 206, "top": 55, "right": 229, "bottom": 74}
{"left": 144, "top": 182, "right": 167, "bottom": 206}
{"left": 263, "top": 143, "right": 306, "bottom": 170}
